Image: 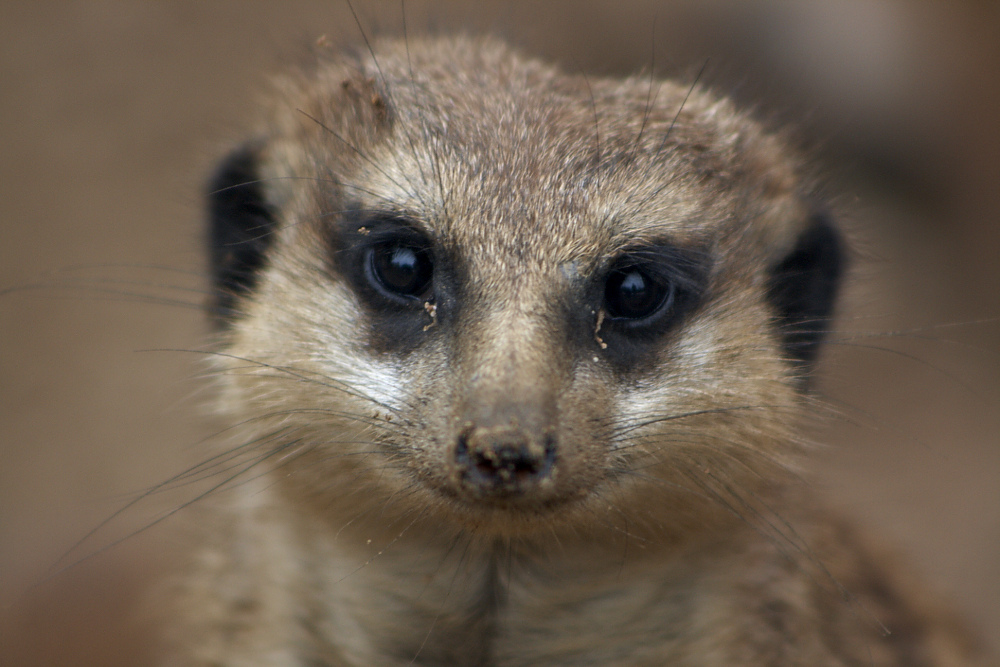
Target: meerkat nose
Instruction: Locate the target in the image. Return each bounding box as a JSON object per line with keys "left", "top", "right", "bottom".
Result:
{"left": 454, "top": 424, "right": 556, "bottom": 497}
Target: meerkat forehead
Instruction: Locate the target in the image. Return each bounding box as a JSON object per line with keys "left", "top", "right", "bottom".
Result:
{"left": 269, "top": 37, "right": 807, "bottom": 277}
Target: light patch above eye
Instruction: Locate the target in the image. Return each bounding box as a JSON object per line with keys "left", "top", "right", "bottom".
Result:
{"left": 559, "top": 260, "right": 582, "bottom": 281}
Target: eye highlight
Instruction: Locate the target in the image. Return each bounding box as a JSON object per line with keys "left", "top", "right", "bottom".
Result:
{"left": 365, "top": 240, "right": 433, "bottom": 302}
{"left": 604, "top": 265, "right": 674, "bottom": 321}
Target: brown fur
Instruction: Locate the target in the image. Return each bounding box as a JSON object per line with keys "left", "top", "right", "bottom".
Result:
{"left": 161, "top": 37, "right": 989, "bottom": 666}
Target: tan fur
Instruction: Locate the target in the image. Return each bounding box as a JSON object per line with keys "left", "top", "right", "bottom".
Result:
{"left": 161, "top": 37, "right": 990, "bottom": 666}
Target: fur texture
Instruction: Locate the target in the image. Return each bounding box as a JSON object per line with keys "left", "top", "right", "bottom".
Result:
{"left": 162, "top": 37, "right": 988, "bottom": 666}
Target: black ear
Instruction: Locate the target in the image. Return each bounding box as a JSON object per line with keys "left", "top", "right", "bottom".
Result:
{"left": 206, "top": 142, "right": 277, "bottom": 326}
{"left": 766, "top": 210, "right": 845, "bottom": 371}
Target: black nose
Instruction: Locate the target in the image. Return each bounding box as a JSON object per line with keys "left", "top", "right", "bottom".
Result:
{"left": 454, "top": 425, "right": 556, "bottom": 496}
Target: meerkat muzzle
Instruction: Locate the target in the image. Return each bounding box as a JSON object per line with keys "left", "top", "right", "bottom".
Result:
{"left": 454, "top": 423, "right": 557, "bottom": 498}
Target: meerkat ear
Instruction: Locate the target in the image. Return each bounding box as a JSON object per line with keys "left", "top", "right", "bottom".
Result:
{"left": 205, "top": 142, "right": 277, "bottom": 326}
{"left": 766, "top": 209, "right": 845, "bottom": 372}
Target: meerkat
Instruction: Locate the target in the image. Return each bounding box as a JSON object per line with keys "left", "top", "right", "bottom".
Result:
{"left": 160, "top": 36, "right": 991, "bottom": 666}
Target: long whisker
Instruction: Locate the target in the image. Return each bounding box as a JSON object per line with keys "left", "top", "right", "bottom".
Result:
{"left": 144, "top": 348, "right": 412, "bottom": 417}
{"left": 296, "top": 109, "right": 424, "bottom": 210}
{"left": 40, "top": 435, "right": 308, "bottom": 587}
{"left": 608, "top": 404, "right": 771, "bottom": 438}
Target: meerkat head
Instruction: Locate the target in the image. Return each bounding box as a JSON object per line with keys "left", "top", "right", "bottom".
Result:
{"left": 204, "top": 37, "right": 842, "bottom": 538}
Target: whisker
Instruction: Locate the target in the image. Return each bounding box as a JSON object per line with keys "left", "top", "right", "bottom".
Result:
{"left": 144, "top": 348, "right": 412, "bottom": 417}
{"left": 1, "top": 281, "right": 206, "bottom": 310}
{"left": 608, "top": 404, "right": 773, "bottom": 438}
{"left": 821, "top": 339, "right": 982, "bottom": 398}
{"left": 335, "top": 507, "right": 430, "bottom": 585}
{"left": 297, "top": 109, "right": 424, "bottom": 209}
{"left": 40, "top": 435, "right": 307, "bottom": 587}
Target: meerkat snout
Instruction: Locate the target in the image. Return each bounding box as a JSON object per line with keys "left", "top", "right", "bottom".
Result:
{"left": 451, "top": 371, "right": 561, "bottom": 502}
{"left": 453, "top": 422, "right": 557, "bottom": 498}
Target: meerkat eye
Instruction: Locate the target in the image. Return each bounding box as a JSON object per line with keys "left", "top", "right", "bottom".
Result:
{"left": 366, "top": 240, "right": 434, "bottom": 300}
{"left": 604, "top": 265, "right": 674, "bottom": 321}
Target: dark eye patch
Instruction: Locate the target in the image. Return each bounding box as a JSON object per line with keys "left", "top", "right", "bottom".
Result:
{"left": 593, "top": 244, "right": 711, "bottom": 368}
{"left": 331, "top": 210, "right": 434, "bottom": 305}
{"left": 602, "top": 246, "right": 710, "bottom": 331}
{"left": 328, "top": 207, "right": 443, "bottom": 354}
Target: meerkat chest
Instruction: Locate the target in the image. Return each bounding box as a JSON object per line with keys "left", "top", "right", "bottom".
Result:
{"left": 320, "top": 546, "right": 707, "bottom": 666}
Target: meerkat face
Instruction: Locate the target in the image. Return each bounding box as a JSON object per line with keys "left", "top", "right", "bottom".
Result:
{"left": 206, "top": 37, "right": 842, "bottom": 536}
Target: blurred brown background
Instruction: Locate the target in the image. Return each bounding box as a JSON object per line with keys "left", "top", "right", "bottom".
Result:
{"left": 1, "top": 2, "right": 998, "bottom": 664}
